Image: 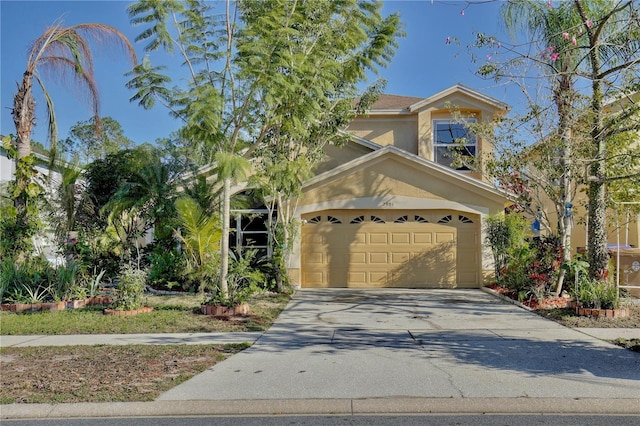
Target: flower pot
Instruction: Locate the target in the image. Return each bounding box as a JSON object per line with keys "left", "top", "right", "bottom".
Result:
{"left": 1, "top": 303, "right": 32, "bottom": 313}
{"left": 40, "top": 301, "right": 66, "bottom": 312}
{"left": 201, "top": 303, "right": 249, "bottom": 317}
{"left": 575, "top": 303, "right": 629, "bottom": 319}
{"left": 66, "top": 299, "right": 88, "bottom": 309}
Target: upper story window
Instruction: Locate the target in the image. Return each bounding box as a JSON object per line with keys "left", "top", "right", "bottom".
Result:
{"left": 433, "top": 119, "right": 477, "bottom": 171}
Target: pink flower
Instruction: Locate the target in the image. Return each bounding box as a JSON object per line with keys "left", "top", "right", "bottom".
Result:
{"left": 547, "top": 1, "right": 552, "bottom": 7}
{"left": 562, "top": 32, "right": 570, "bottom": 40}
{"left": 446, "top": 37, "right": 451, "bottom": 45}
{"left": 572, "top": 36, "right": 577, "bottom": 46}
{"left": 487, "top": 54, "right": 492, "bottom": 60}
{"left": 461, "top": 10, "right": 465, "bottom": 16}
{"left": 586, "top": 20, "right": 593, "bottom": 28}
{"left": 547, "top": 46, "right": 555, "bottom": 53}
{"left": 579, "top": 28, "right": 583, "bottom": 35}
{"left": 550, "top": 52, "right": 560, "bottom": 62}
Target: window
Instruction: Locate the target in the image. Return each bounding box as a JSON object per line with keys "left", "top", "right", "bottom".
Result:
{"left": 433, "top": 119, "right": 477, "bottom": 170}
{"left": 394, "top": 215, "right": 409, "bottom": 223}
{"left": 458, "top": 215, "right": 474, "bottom": 224}
{"left": 307, "top": 216, "right": 322, "bottom": 224}
{"left": 438, "top": 215, "right": 452, "bottom": 224}
{"left": 370, "top": 215, "right": 385, "bottom": 223}
{"left": 350, "top": 215, "right": 365, "bottom": 224}
{"left": 327, "top": 215, "right": 342, "bottom": 224}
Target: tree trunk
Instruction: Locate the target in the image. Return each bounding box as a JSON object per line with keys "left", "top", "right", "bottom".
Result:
{"left": 219, "top": 176, "right": 231, "bottom": 299}
{"left": 553, "top": 77, "right": 574, "bottom": 296}
{"left": 578, "top": 0, "right": 609, "bottom": 279}
{"left": 13, "top": 72, "right": 35, "bottom": 160}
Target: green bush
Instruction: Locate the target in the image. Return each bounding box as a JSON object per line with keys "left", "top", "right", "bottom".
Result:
{"left": 113, "top": 266, "right": 147, "bottom": 311}
{"left": 576, "top": 278, "right": 619, "bottom": 310}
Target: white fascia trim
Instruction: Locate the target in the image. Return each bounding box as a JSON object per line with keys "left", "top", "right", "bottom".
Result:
{"left": 295, "top": 195, "right": 490, "bottom": 217}
{"left": 408, "top": 84, "right": 509, "bottom": 113}
{"left": 342, "top": 132, "right": 383, "bottom": 151}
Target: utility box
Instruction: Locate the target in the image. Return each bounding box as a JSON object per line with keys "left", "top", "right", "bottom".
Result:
{"left": 615, "top": 248, "right": 640, "bottom": 297}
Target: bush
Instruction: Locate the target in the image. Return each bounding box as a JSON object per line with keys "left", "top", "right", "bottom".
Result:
{"left": 146, "top": 246, "right": 188, "bottom": 291}
{"left": 576, "top": 278, "right": 619, "bottom": 310}
{"left": 113, "top": 266, "right": 147, "bottom": 311}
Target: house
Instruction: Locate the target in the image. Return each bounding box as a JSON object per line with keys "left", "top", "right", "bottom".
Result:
{"left": 285, "top": 85, "right": 511, "bottom": 288}
{"left": 0, "top": 141, "right": 65, "bottom": 265}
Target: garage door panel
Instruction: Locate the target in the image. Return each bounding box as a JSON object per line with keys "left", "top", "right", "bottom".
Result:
{"left": 306, "top": 252, "right": 324, "bottom": 264}
{"left": 353, "top": 233, "right": 366, "bottom": 244}
{"left": 369, "top": 233, "right": 388, "bottom": 244}
{"left": 391, "top": 252, "right": 410, "bottom": 264}
{"left": 435, "top": 232, "right": 455, "bottom": 243}
{"left": 369, "top": 252, "right": 389, "bottom": 264}
{"left": 301, "top": 210, "right": 479, "bottom": 288}
{"left": 351, "top": 252, "right": 367, "bottom": 264}
{"left": 391, "top": 233, "right": 410, "bottom": 244}
{"left": 369, "top": 271, "right": 388, "bottom": 284}
{"left": 413, "top": 233, "right": 433, "bottom": 244}
{"left": 348, "top": 271, "right": 367, "bottom": 284}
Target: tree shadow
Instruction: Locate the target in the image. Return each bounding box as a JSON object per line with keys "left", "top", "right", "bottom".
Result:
{"left": 244, "top": 289, "right": 640, "bottom": 382}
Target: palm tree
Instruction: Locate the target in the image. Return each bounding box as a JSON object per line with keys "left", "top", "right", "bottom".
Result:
{"left": 11, "top": 21, "right": 137, "bottom": 205}
{"left": 8, "top": 21, "right": 136, "bottom": 262}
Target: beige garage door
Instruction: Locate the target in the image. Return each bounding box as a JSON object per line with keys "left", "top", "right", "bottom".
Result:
{"left": 301, "top": 210, "right": 478, "bottom": 288}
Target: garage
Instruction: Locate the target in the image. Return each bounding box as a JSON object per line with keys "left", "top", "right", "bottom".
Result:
{"left": 301, "top": 209, "right": 479, "bottom": 288}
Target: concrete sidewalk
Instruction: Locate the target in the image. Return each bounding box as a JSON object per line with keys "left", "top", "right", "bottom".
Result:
{"left": 2, "top": 289, "right": 639, "bottom": 419}
{"left": 0, "top": 332, "right": 262, "bottom": 347}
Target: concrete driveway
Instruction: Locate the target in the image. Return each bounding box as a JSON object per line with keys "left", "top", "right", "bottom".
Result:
{"left": 159, "top": 289, "right": 640, "bottom": 401}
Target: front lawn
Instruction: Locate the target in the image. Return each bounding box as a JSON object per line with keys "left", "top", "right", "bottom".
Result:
{"left": 0, "top": 292, "right": 290, "bottom": 335}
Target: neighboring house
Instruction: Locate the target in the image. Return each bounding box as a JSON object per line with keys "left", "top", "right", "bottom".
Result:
{"left": 0, "top": 142, "right": 64, "bottom": 265}
{"left": 286, "top": 85, "right": 511, "bottom": 288}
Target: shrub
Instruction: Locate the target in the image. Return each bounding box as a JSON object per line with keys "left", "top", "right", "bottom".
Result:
{"left": 113, "top": 266, "right": 147, "bottom": 311}
{"left": 576, "top": 278, "right": 619, "bottom": 310}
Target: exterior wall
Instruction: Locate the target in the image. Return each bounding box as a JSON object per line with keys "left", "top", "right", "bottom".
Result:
{"left": 291, "top": 154, "right": 508, "bottom": 288}
{"left": 313, "top": 142, "right": 374, "bottom": 175}
{"left": 347, "top": 116, "right": 418, "bottom": 154}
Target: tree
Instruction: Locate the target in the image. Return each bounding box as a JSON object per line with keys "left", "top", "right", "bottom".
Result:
{"left": 59, "top": 117, "right": 134, "bottom": 164}
{"left": 126, "top": 0, "right": 402, "bottom": 300}
{"left": 572, "top": 0, "right": 640, "bottom": 277}
{"left": 8, "top": 21, "right": 136, "bottom": 260}
{"left": 472, "top": 0, "right": 640, "bottom": 283}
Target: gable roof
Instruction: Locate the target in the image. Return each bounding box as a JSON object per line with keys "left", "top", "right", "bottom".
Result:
{"left": 303, "top": 144, "right": 507, "bottom": 204}
{"left": 363, "top": 84, "right": 509, "bottom": 115}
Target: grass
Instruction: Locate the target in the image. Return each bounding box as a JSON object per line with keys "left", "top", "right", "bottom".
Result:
{"left": 0, "top": 292, "right": 291, "bottom": 335}
{"left": 0, "top": 291, "right": 289, "bottom": 405}
{"left": 0, "top": 343, "right": 248, "bottom": 404}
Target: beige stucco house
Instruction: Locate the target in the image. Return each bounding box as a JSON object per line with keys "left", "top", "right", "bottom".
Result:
{"left": 287, "top": 85, "right": 511, "bottom": 289}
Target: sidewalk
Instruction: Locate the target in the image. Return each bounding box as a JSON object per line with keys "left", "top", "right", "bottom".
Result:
{"left": 0, "top": 332, "right": 263, "bottom": 347}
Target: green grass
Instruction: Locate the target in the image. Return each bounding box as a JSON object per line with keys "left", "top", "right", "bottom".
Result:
{"left": 0, "top": 293, "right": 290, "bottom": 335}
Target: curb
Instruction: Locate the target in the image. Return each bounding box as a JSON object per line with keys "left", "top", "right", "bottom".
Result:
{"left": 480, "top": 286, "right": 533, "bottom": 311}
{"left": 3, "top": 398, "right": 640, "bottom": 419}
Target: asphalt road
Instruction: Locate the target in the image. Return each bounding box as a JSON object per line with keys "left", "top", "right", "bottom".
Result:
{"left": 3, "top": 415, "right": 640, "bottom": 426}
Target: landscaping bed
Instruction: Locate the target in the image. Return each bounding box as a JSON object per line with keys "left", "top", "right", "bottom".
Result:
{"left": 0, "top": 292, "right": 290, "bottom": 335}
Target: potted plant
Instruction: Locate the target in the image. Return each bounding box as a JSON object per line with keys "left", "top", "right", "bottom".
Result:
{"left": 104, "top": 266, "right": 152, "bottom": 315}
{"left": 201, "top": 250, "right": 261, "bottom": 317}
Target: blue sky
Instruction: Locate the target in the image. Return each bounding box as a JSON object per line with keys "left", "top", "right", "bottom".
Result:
{"left": 1, "top": 0, "right": 515, "bottom": 148}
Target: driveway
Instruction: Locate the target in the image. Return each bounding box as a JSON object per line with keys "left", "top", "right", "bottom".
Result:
{"left": 159, "top": 289, "right": 640, "bottom": 401}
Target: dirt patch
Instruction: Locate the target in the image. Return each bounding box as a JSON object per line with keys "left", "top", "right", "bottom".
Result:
{"left": 0, "top": 343, "right": 247, "bottom": 404}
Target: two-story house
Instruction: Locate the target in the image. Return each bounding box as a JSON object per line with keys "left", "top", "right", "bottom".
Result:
{"left": 285, "top": 85, "right": 510, "bottom": 289}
